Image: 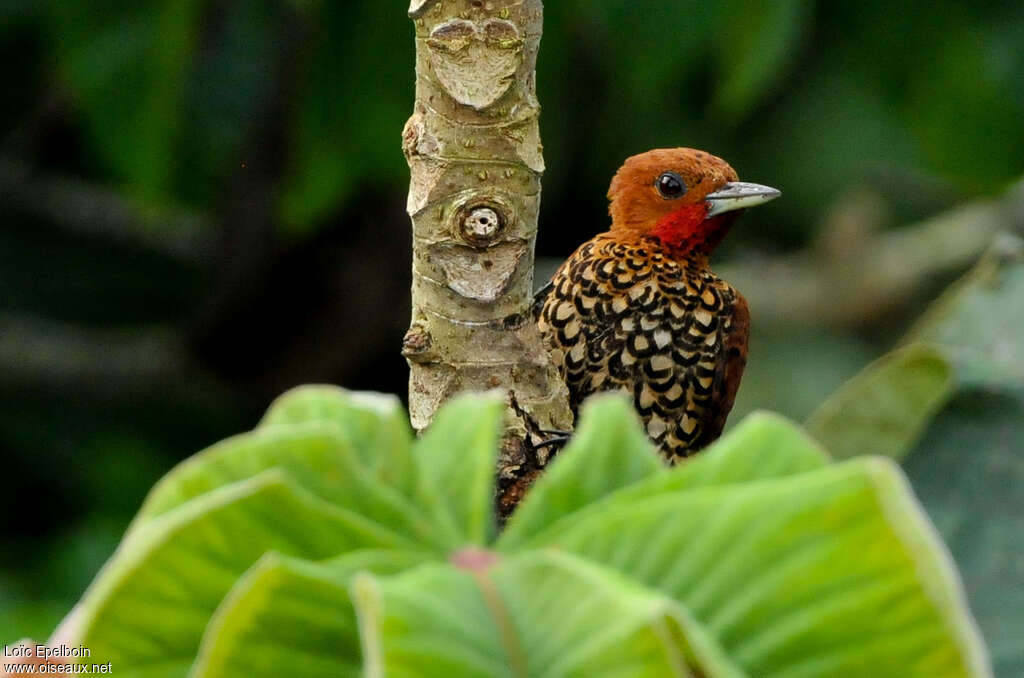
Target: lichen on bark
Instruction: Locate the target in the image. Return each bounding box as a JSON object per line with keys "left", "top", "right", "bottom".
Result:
{"left": 403, "top": 0, "right": 572, "bottom": 518}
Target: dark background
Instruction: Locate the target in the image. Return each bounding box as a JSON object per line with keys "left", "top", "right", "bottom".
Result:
{"left": 2, "top": 0, "right": 1022, "bottom": 645}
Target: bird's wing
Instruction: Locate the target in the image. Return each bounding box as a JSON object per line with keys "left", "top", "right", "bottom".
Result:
{"left": 536, "top": 238, "right": 630, "bottom": 413}
{"left": 699, "top": 289, "right": 749, "bottom": 447}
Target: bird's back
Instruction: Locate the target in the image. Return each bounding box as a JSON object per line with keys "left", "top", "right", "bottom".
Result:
{"left": 536, "top": 232, "right": 749, "bottom": 460}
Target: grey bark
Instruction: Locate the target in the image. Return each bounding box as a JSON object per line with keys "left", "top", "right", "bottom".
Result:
{"left": 402, "top": 0, "right": 572, "bottom": 517}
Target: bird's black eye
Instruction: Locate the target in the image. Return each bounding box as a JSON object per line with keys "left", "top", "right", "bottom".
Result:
{"left": 656, "top": 171, "right": 686, "bottom": 199}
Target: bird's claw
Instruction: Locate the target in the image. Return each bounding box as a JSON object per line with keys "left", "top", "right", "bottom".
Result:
{"left": 529, "top": 429, "right": 573, "bottom": 452}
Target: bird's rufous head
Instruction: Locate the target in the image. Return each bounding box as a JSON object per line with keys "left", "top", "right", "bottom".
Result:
{"left": 607, "top": 148, "right": 779, "bottom": 256}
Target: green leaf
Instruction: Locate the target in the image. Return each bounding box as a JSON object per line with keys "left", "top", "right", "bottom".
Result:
{"left": 412, "top": 393, "right": 504, "bottom": 548}
{"left": 133, "top": 425, "right": 345, "bottom": 519}
{"left": 805, "top": 344, "right": 955, "bottom": 461}
{"left": 259, "top": 385, "right": 416, "bottom": 494}
{"left": 533, "top": 458, "right": 989, "bottom": 677}
{"left": 130, "top": 385, "right": 428, "bottom": 547}
{"left": 129, "top": 422, "right": 433, "bottom": 550}
{"left": 75, "top": 469, "right": 420, "bottom": 677}
{"left": 500, "top": 394, "right": 664, "bottom": 550}
{"left": 502, "top": 410, "right": 828, "bottom": 552}
{"left": 193, "top": 550, "right": 426, "bottom": 678}
{"left": 353, "top": 550, "right": 742, "bottom": 677}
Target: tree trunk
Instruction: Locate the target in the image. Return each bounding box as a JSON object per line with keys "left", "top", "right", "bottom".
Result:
{"left": 403, "top": 0, "right": 571, "bottom": 519}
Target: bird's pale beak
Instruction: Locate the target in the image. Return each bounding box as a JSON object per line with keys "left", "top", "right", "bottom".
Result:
{"left": 704, "top": 182, "right": 781, "bottom": 218}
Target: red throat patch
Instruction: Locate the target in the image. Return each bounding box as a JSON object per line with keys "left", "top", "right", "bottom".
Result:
{"left": 650, "top": 203, "right": 710, "bottom": 251}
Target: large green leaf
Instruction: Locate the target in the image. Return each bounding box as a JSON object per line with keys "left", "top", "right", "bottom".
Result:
{"left": 69, "top": 391, "right": 502, "bottom": 677}
{"left": 126, "top": 386, "right": 430, "bottom": 547}
{"left": 501, "top": 409, "right": 828, "bottom": 551}
{"left": 353, "top": 550, "right": 741, "bottom": 677}
{"left": 531, "top": 458, "right": 989, "bottom": 677}
{"left": 259, "top": 385, "right": 415, "bottom": 495}
{"left": 805, "top": 344, "right": 955, "bottom": 461}
{"left": 192, "top": 550, "right": 426, "bottom": 678}
{"left": 75, "top": 470, "right": 418, "bottom": 678}
{"left": 62, "top": 389, "right": 992, "bottom": 677}
{"left": 412, "top": 393, "right": 505, "bottom": 549}
{"left": 128, "top": 422, "right": 433, "bottom": 550}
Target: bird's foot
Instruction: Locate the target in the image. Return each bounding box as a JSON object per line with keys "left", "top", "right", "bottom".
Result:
{"left": 507, "top": 390, "right": 574, "bottom": 460}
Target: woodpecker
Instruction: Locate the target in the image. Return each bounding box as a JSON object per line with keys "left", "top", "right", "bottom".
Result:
{"left": 535, "top": 148, "right": 779, "bottom": 461}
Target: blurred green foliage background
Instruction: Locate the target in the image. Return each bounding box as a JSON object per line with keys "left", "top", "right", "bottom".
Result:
{"left": 1, "top": 0, "right": 1022, "bottom": 668}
